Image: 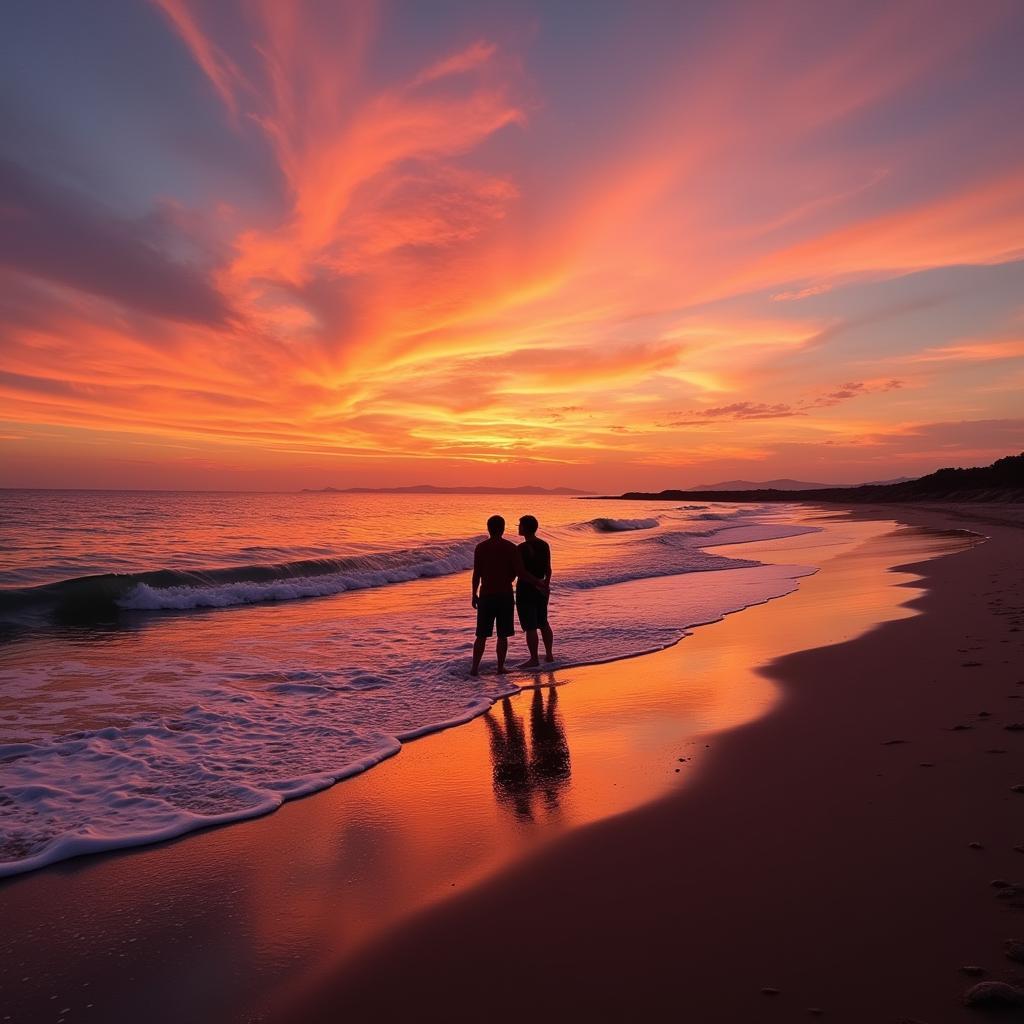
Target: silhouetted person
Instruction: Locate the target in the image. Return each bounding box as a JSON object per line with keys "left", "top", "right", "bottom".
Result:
{"left": 470, "top": 515, "right": 518, "bottom": 676}
{"left": 516, "top": 514, "right": 554, "bottom": 668}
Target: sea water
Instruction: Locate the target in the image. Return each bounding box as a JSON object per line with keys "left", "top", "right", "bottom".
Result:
{"left": 0, "top": 490, "right": 819, "bottom": 875}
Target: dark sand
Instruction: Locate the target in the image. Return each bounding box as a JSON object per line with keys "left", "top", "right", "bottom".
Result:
{"left": 3, "top": 505, "right": 1022, "bottom": 1023}
{"left": 286, "top": 505, "right": 1024, "bottom": 1023}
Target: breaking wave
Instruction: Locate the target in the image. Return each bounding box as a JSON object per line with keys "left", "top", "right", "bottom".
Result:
{"left": 0, "top": 540, "right": 479, "bottom": 618}
{"left": 580, "top": 517, "right": 660, "bottom": 532}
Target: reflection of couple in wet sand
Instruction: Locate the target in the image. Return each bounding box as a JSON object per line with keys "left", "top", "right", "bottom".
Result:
{"left": 470, "top": 514, "right": 555, "bottom": 677}
{"left": 484, "top": 686, "right": 571, "bottom": 820}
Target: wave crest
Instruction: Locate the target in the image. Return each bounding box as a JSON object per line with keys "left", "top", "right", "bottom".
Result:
{"left": 581, "top": 517, "right": 659, "bottom": 532}
{"left": 1, "top": 540, "right": 478, "bottom": 618}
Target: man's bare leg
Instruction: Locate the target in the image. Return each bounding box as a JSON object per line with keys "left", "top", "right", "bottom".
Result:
{"left": 495, "top": 636, "right": 510, "bottom": 673}
{"left": 470, "top": 636, "right": 486, "bottom": 676}
{"left": 518, "top": 629, "right": 541, "bottom": 669}
{"left": 541, "top": 623, "right": 554, "bottom": 662}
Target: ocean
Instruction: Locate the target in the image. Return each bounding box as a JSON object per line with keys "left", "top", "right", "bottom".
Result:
{"left": 0, "top": 489, "right": 819, "bottom": 876}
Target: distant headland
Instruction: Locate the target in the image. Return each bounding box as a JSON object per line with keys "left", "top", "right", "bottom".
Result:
{"left": 685, "top": 476, "right": 912, "bottom": 491}
{"left": 301, "top": 484, "right": 593, "bottom": 495}
{"left": 601, "top": 453, "right": 1024, "bottom": 504}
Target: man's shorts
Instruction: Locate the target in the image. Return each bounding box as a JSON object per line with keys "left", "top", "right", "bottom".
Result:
{"left": 516, "top": 587, "right": 549, "bottom": 631}
{"left": 476, "top": 593, "right": 515, "bottom": 639}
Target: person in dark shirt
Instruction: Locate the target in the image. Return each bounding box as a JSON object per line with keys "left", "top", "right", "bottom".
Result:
{"left": 470, "top": 515, "right": 519, "bottom": 676}
{"left": 516, "top": 514, "right": 554, "bottom": 668}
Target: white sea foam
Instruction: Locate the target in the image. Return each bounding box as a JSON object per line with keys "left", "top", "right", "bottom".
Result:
{"left": 118, "top": 547, "right": 477, "bottom": 610}
{"left": 584, "top": 517, "right": 660, "bottom": 532}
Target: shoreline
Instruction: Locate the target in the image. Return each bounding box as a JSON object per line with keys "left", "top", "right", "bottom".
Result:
{"left": 282, "top": 503, "right": 1024, "bottom": 1022}
{"left": 0, "top": 508, "right": 814, "bottom": 880}
{"left": 1, "top": 505, "right": 1016, "bottom": 1022}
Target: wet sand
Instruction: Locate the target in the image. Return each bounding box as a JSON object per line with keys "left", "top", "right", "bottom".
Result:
{"left": 285, "top": 504, "right": 1024, "bottom": 1023}
{"left": 2, "top": 505, "right": 1020, "bottom": 1022}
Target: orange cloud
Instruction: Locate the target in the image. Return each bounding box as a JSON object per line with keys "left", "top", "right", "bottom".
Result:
{"left": 153, "top": 0, "right": 247, "bottom": 118}
{"left": 906, "top": 338, "right": 1024, "bottom": 363}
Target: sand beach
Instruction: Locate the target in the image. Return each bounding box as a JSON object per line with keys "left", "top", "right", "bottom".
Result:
{"left": 3, "top": 503, "right": 1022, "bottom": 1022}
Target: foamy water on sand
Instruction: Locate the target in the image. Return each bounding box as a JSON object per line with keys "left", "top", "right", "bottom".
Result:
{"left": 0, "top": 491, "right": 818, "bottom": 876}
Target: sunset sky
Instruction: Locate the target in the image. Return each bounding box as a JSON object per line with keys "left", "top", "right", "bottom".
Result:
{"left": 2, "top": 0, "right": 1022, "bottom": 491}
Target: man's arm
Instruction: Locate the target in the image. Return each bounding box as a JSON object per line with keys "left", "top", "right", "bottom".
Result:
{"left": 472, "top": 549, "right": 481, "bottom": 608}
{"left": 516, "top": 547, "right": 550, "bottom": 591}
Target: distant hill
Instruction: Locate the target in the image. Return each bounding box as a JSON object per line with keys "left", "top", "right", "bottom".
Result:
{"left": 689, "top": 478, "right": 836, "bottom": 491}
{"left": 302, "top": 484, "right": 592, "bottom": 495}
{"left": 614, "top": 453, "right": 1024, "bottom": 504}
{"left": 688, "top": 477, "right": 913, "bottom": 490}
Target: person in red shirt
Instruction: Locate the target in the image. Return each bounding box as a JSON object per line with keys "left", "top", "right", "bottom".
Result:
{"left": 470, "top": 515, "right": 520, "bottom": 676}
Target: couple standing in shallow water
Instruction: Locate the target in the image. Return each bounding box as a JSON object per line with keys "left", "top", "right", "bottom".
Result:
{"left": 470, "top": 514, "right": 554, "bottom": 677}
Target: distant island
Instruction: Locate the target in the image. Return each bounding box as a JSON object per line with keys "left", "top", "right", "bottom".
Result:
{"left": 604, "top": 453, "right": 1024, "bottom": 504}
{"left": 686, "top": 477, "right": 912, "bottom": 491}
{"left": 302, "top": 484, "right": 593, "bottom": 495}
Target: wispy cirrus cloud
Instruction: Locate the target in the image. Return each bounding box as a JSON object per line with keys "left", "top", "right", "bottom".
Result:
{"left": 808, "top": 379, "right": 905, "bottom": 407}
{"left": 771, "top": 283, "right": 834, "bottom": 303}
{"left": 662, "top": 379, "right": 906, "bottom": 427}
{"left": 904, "top": 338, "right": 1024, "bottom": 364}
{"left": 662, "top": 402, "right": 803, "bottom": 427}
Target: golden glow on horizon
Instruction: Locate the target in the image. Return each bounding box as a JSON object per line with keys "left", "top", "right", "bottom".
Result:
{"left": 1, "top": 0, "right": 1022, "bottom": 488}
